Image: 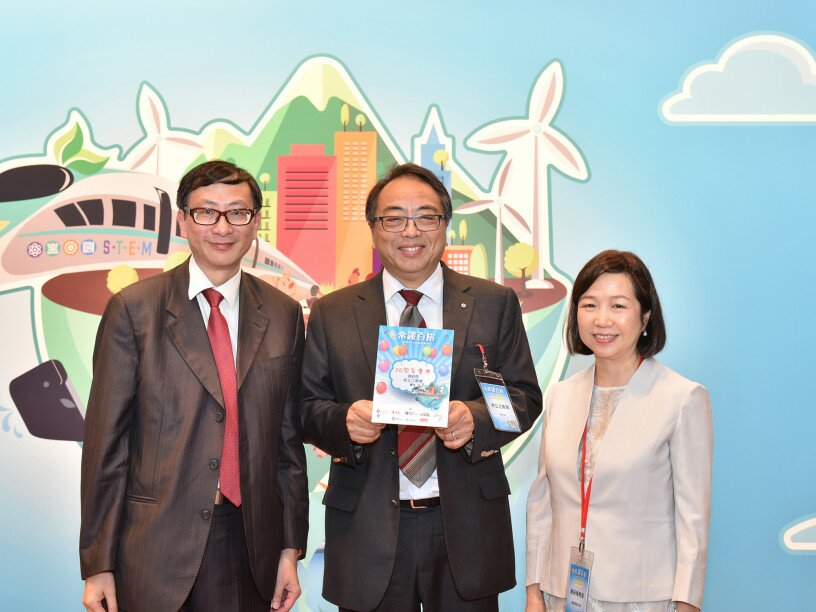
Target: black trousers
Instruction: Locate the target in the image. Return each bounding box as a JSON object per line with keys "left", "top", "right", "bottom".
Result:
{"left": 180, "top": 501, "right": 268, "bottom": 612}
{"left": 342, "top": 506, "right": 499, "bottom": 612}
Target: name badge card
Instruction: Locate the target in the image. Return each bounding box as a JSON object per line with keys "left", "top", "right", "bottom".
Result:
{"left": 372, "top": 325, "right": 454, "bottom": 428}
{"left": 474, "top": 369, "right": 521, "bottom": 432}
{"left": 564, "top": 546, "right": 594, "bottom": 612}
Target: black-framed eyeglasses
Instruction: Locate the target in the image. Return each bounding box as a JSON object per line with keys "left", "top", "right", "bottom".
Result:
{"left": 186, "top": 207, "right": 257, "bottom": 226}
{"left": 372, "top": 214, "right": 445, "bottom": 233}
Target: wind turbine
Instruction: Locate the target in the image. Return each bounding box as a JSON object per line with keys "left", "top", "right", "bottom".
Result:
{"left": 455, "top": 160, "right": 529, "bottom": 286}
{"left": 128, "top": 84, "right": 204, "bottom": 178}
{"left": 467, "top": 61, "right": 588, "bottom": 280}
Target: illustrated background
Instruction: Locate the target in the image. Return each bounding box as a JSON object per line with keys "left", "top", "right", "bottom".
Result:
{"left": 1, "top": 1, "right": 815, "bottom": 609}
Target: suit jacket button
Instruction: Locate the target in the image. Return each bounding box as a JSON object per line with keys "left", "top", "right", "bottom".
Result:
{"left": 201, "top": 510, "right": 212, "bottom": 520}
{"left": 209, "top": 459, "right": 219, "bottom": 470}
{"left": 390, "top": 499, "right": 398, "bottom": 508}
{"left": 214, "top": 412, "right": 225, "bottom": 422}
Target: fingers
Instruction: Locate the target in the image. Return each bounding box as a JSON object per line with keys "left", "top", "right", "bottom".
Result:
{"left": 82, "top": 573, "right": 117, "bottom": 612}
{"left": 274, "top": 586, "right": 301, "bottom": 611}
{"left": 435, "top": 401, "right": 474, "bottom": 449}
{"left": 347, "top": 400, "right": 384, "bottom": 443}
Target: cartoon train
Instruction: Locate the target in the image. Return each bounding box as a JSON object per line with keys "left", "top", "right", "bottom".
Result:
{"left": 0, "top": 169, "right": 316, "bottom": 296}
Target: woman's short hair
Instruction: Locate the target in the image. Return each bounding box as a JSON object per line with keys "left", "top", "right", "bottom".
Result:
{"left": 565, "top": 249, "right": 666, "bottom": 358}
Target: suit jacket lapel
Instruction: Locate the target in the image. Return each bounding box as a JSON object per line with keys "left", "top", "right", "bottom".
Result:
{"left": 235, "top": 274, "right": 270, "bottom": 390}
{"left": 354, "top": 274, "right": 387, "bottom": 376}
{"left": 441, "top": 267, "right": 474, "bottom": 381}
{"left": 568, "top": 364, "right": 595, "bottom": 445}
{"left": 166, "top": 261, "right": 225, "bottom": 409}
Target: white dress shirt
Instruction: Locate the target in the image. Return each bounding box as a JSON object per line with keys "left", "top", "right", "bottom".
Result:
{"left": 187, "top": 256, "right": 241, "bottom": 367}
{"left": 382, "top": 264, "right": 444, "bottom": 500}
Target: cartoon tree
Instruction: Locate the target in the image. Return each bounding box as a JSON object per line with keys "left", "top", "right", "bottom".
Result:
{"left": 448, "top": 229, "right": 456, "bottom": 244}
{"left": 341, "top": 103, "right": 350, "bottom": 131}
{"left": 259, "top": 172, "right": 270, "bottom": 190}
{"left": 459, "top": 219, "right": 468, "bottom": 245}
{"left": 504, "top": 243, "right": 539, "bottom": 281}
{"left": 355, "top": 113, "right": 367, "bottom": 131}
{"left": 433, "top": 148, "right": 449, "bottom": 171}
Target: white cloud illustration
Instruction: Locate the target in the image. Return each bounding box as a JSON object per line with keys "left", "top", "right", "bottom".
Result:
{"left": 661, "top": 34, "right": 816, "bottom": 122}
{"left": 780, "top": 514, "right": 816, "bottom": 554}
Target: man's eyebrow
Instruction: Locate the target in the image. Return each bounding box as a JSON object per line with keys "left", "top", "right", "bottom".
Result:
{"left": 379, "top": 204, "right": 441, "bottom": 215}
{"left": 195, "top": 199, "right": 250, "bottom": 207}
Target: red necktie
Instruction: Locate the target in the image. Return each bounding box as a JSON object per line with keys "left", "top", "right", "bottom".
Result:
{"left": 203, "top": 288, "right": 241, "bottom": 506}
{"left": 397, "top": 290, "right": 436, "bottom": 488}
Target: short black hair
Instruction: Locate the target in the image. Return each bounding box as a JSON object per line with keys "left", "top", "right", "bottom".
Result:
{"left": 176, "top": 160, "right": 262, "bottom": 212}
{"left": 566, "top": 249, "right": 666, "bottom": 358}
{"left": 365, "top": 163, "right": 452, "bottom": 224}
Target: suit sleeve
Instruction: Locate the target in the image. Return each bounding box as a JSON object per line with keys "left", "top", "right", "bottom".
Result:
{"left": 298, "top": 299, "right": 358, "bottom": 463}
{"left": 526, "top": 388, "right": 554, "bottom": 587}
{"left": 79, "top": 292, "right": 138, "bottom": 579}
{"left": 277, "top": 304, "right": 309, "bottom": 555}
{"left": 670, "top": 384, "right": 713, "bottom": 608}
{"left": 465, "top": 286, "right": 543, "bottom": 460}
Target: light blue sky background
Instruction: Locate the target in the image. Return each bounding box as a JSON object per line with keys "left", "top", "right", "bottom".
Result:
{"left": 2, "top": 1, "right": 815, "bottom": 608}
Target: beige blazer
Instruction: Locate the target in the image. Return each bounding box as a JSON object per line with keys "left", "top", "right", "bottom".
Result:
{"left": 526, "top": 358, "right": 712, "bottom": 608}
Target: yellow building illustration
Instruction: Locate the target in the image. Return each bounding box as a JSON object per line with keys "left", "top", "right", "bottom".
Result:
{"left": 334, "top": 130, "right": 377, "bottom": 282}
{"left": 258, "top": 190, "right": 277, "bottom": 246}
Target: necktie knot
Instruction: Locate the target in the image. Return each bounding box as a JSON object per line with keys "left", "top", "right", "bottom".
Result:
{"left": 399, "top": 289, "right": 423, "bottom": 307}
{"left": 203, "top": 288, "right": 224, "bottom": 308}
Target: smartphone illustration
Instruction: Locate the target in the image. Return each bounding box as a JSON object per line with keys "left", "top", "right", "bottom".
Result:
{"left": 9, "top": 360, "right": 85, "bottom": 442}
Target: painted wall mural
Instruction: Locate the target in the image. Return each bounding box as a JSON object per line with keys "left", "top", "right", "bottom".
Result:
{"left": 1, "top": 3, "right": 815, "bottom": 608}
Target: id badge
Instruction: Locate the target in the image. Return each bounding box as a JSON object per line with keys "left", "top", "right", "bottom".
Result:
{"left": 474, "top": 368, "right": 521, "bottom": 432}
{"left": 564, "top": 545, "right": 594, "bottom": 612}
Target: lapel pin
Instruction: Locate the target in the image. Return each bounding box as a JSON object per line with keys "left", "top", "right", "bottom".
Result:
{"left": 461, "top": 303, "right": 467, "bottom": 308}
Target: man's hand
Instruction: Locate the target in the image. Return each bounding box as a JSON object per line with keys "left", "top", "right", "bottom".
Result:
{"left": 346, "top": 400, "right": 384, "bottom": 444}
{"left": 82, "top": 571, "right": 117, "bottom": 612}
{"left": 435, "top": 401, "right": 475, "bottom": 449}
{"left": 525, "top": 583, "right": 546, "bottom": 612}
{"left": 674, "top": 602, "right": 699, "bottom": 612}
{"left": 271, "top": 548, "right": 301, "bottom": 611}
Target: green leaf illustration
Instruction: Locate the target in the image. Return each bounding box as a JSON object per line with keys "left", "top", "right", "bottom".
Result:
{"left": 60, "top": 124, "right": 84, "bottom": 163}
{"left": 67, "top": 149, "right": 109, "bottom": 175}
{"left": 53, "top": 123, "right": 78, "bottom": 161}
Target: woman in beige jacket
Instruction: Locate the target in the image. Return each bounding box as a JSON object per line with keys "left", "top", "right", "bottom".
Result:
{"left": 526, "top": 250, "right": 712, "bottom": 612}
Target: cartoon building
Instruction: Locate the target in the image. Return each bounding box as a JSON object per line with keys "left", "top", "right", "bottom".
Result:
{"left": 420, "top": 124, "right": 451, "bottom": 193}
{"left": 442, "top": 244, "right": 488, "bottom": 278}
{"left": 258, "top": 190, "right": 277, "bottom": 247}
{"left": 334, "top": 130, "right": 377, "bottom": 282}
{"left": 276, "top": 144, "right": 337, "bottom": 284}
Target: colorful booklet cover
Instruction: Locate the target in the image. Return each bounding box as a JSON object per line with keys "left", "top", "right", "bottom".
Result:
{"left": 372, "top": 325, "right": 454, "bottom": 427}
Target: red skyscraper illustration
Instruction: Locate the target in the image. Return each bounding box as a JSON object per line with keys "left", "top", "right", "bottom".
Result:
{"left": 277, "top": 144, "right": 337, "bottom": 284}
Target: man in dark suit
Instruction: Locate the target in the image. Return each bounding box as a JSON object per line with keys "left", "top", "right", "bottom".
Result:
{"left": 299, "top": 163, "right": 542, "bottom": 611}
{"left": 80, "top": 161, "right": 308, "bottom": 612}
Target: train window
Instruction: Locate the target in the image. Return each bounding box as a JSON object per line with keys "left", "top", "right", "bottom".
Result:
{"left": 54, "top": 204, "right": 87, "bottom": 227}
{"left": 112, "top": 199, "right": 137, "bottom": 227}
{"left": 144, "top": 204, "right": 156, "bottom": 231}
{"left": 78, "top": 199, "right": 104, "bottom": 225}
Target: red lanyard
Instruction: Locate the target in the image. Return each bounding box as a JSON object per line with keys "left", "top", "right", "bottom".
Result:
{"left": 579, "top": 356, "right": 645, "bottom": 552}
{"left": 579, "top": 423, "right": 592, "bottom": 553}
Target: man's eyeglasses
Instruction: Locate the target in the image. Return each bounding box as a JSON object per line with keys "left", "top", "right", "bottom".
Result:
{"left": 372, "top": 214, "right": 445, "bottom": 233}
{"left": 186, "top": 208, "right": 257, "bottom": 226}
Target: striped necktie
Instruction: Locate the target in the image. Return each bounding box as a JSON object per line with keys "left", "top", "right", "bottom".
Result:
{"left": 397, "top": 289, "right": 436, "bottom": 488}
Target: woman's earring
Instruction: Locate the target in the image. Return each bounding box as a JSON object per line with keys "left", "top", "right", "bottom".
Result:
{"left": 642, "top": 329, "right": 648, "bottom": 337}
